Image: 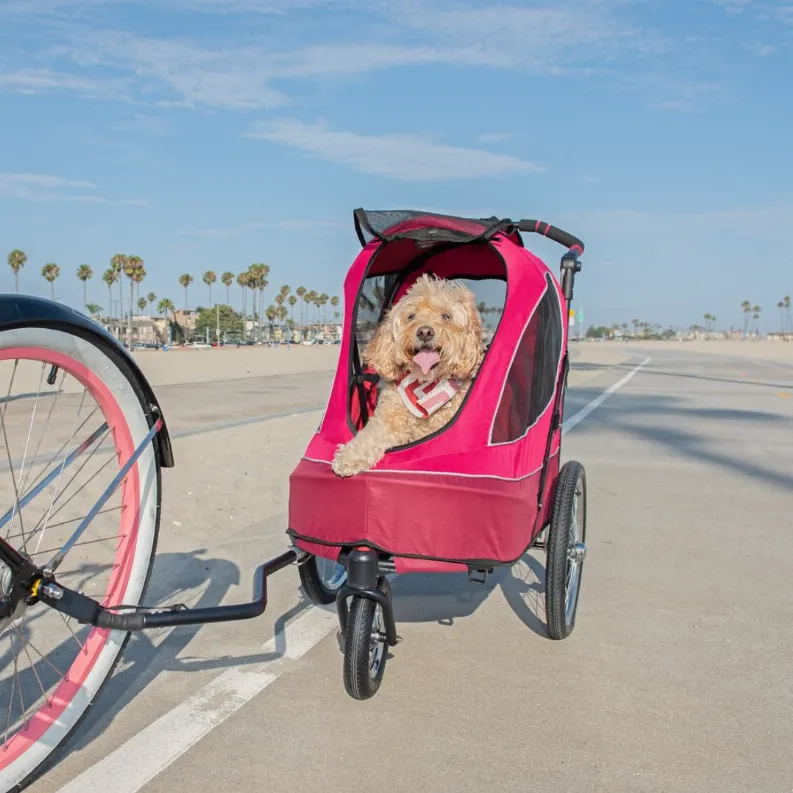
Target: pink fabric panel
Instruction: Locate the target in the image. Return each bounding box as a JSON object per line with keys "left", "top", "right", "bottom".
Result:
{"left": 288, "top": 459, "right": 542, "bottom": 563}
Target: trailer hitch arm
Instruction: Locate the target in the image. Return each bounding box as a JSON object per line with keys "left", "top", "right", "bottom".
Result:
{"left": 36, "top": 549, "right": 300, "bottom": 631}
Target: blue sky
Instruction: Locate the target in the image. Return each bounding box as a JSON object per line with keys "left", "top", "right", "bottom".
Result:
{"left": 0, "top": 0, "right": 791, "bottom": 331}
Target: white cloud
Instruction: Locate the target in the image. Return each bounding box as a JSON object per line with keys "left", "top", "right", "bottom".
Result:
{"left": 181, "top": 218, "right": 343, "bottom": 237}
{"left": 0, "top": 68, "right": 130, "bottom": 101}
{"left": 0, "top": 0, "right": 673, "bottom": 110}
{"left": 476, "top": 133, "right": 512, "bottom": 143}
{"left": 110, "top": 112, "right": 171, "bottom": 135}
{"left": 0, "top": 173, "right": 97, "bottom": 190}
{"left": 0, "top": 172, "right": 144, "bottom": 205}
{"left": 629, "top": 75, "right": 722, "bottom": 112}
{"left": 180, "top": 221, "right": 267, "bottom": 238}
{"left": 246, "top": 119, "right": 545, "bottom": 180}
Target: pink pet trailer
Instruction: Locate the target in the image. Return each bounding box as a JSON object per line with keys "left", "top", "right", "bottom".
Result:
{"left": 288, "top": 209, "right": 589, "bottom": 699}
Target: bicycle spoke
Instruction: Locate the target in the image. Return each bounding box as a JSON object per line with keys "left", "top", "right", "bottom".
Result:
{"left": 58, "top": 613, "right": 87, "bottom": 655}
{"left": 14, "top": 364, "right": 47, "bottom": 504}
{"left": 37, "top": 388, "right": 89, "bottom": 550}
{"left": 14, "top": 625, "right": 54, "bottom": 708}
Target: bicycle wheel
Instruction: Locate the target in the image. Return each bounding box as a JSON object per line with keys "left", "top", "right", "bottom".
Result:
{"left": 0, "top": 324, "right": 161, "bottom": 792}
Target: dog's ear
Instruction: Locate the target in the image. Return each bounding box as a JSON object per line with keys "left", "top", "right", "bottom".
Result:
{"left": 362, "top": 310, "right": 403, "bottom": 381}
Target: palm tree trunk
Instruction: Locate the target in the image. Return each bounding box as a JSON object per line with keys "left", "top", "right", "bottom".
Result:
{"left": 83, "top": 280, "right": 87, "bottom": 310}
{"left": 128, "top": 281, "right": 134, "bottom": 349}
{"left": 241, "top": 287, "right": 246, "bottom": 342}
{"left": 50, "top": 281, "right": 54, "bottom": 300}
{"left": 15, "top": 271, "right": 19, "bottom": 294}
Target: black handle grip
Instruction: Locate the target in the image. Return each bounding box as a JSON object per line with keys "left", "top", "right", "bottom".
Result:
{"left": 518, "top": 220, "right": 584, "bottom": 255}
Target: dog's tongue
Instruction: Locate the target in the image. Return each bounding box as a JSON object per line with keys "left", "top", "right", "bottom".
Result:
{"left": 413, "top": 349, "right": 440, "bottom": 375}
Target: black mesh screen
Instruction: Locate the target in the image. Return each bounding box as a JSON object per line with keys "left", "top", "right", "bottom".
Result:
{"left": 354, "top": 208, "right": 514, "bottom": 247}
{"left": 490, "top": 274, "right": 563, "bottom": 444}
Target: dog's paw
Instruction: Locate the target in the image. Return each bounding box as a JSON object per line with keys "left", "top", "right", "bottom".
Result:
{"left": 331, "top": 446, "right": 368, "bottom": 477}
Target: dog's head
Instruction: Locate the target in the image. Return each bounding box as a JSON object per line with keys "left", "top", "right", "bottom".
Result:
{"left": 363, "top": 274, "right": 484, "bottom": 382}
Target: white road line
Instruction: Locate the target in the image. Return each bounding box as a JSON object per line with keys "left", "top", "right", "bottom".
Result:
{"left": 562, "top": 356, "right": 650, "bottom": 435}
{"left": 54, "top": 355, "right": 650, "bottom": 793}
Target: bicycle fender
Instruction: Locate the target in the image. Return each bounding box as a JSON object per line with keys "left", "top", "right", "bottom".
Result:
{"left": 0, "top": 294, "right": 175, "bottom": 468}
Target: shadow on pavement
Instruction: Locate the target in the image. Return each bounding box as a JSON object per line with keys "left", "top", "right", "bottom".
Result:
{"left": 566, "top": 382, "right": 793, "bottom": 491}
{"left": 46, "top": 547, "right": 311, "bottom": 773}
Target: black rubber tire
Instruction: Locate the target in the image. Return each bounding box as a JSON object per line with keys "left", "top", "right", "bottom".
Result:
{"left": 342, "top": 577, "right": 391, "bottom": 700}
{"left": 545, "top": 460, "right": 587, "bottom": 640}
{"left": 298, "top": 555, "right": 345, "bottom": 605}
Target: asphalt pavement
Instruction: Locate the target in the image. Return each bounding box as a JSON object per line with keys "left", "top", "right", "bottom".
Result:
{"left": 31, "top": 343, "right": 793, "bottom": 793}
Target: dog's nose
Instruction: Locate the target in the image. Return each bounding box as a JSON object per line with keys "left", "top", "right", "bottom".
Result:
{"left": 416, "top": 325, "right": 435, "bottom": 343}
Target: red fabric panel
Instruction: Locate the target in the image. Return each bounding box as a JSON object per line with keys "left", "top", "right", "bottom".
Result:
{"left": 294, "top": 537, "right": 342, "bottom": 562}
{"left": 349, "top": 365, "right": 379, "bottom": 430}
{"left": 393, "top": 557, "right": 468, "bottom": 574}
{"left": 288, "top": 459, "right": 541, "bottom": 564}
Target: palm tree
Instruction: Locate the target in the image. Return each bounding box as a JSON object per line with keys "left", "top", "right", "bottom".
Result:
{"left": 110, "top": 254, "right": 127, "bottom": 326}
{"left": 248, "top": 264, "right": 270, "bottom": 340}
{"left": 740, "top": 300, "right": 752, "bottom": 335}
{"left": 784, "top": 295, "right": 791, "bottom": 335}
{"left": 158, "top": 298, "right": 176, "bottom": 344}
{"left": 7, "top": 250, "right": 27, "bottom": 293}
{"left": 203, "top": 270, "right": 217, "bottom": 306}
{"left": 41, "top": 263, "right": 60, "bottom": 299}
{"left": 778, "top": 301, "right": 785, "bottom": 334}
{"left": 102, "top": 268, "right": 117, "bottom": 327}
{"left": 247, "top": 275, "right": 259, "bottom": 340}
{"left": 221, "top": 271, "right": 235, "bottom": 305}
{"left": 330, "top": 295, "right": 340, "bottom": 323}
{"left": 86, "top": 303, "right": 101, "bottom": 318}
{"left": 703, "top": 313, "right": 712, "bottom": 332}
{"left": 752, "top": 305, "right": 761, "bottom": 334}
{"left": 303, "top": 289, "right": 315, "bottom": 331}
{"left": 237, "top": 272, "right": 249, "bottom": 341}
{"left": 296, "top": 286, "right": 307, "bottom": 328}
{"left": 274, "top": 292, "right": 285, "bottom": 333}
{"left": 288, "top": 294, "right": 297, "bottom": 329}
{"left": 179, "top": 274, "right": 193, "bottom": 342}
{"left": 77, "top": 264, "right": 93, "bottom": 310}
{"left": 123, "top": 256, "right": 145, "bottom": 348}
{"left": 265, "top": 304, "right": 277, "bottom": 339}
{"left": 318, "top": 292, "right": 329, "bottom": 325}
{"left": 147, "top": 291, "right": 157, "bottom": 317}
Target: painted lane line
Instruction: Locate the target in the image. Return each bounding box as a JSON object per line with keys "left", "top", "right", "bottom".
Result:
{"left": 55, "top": 604, "right": 341, "bottom": 793}
{"left": 54, "top": 356, "right": 650, "bottom": 793}
{"left": 562, "top": 356, "right": 650, "bottom": 435}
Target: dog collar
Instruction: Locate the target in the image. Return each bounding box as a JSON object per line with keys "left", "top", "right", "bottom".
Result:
{"left": 395, "top": 372, "right": 462, "bottom": 419}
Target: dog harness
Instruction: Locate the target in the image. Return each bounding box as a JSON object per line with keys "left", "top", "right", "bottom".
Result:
{"left": 396, "top": 373, "right": 462, "bottom": 418}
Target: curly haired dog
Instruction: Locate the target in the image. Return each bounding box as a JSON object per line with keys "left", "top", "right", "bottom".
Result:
{"left": 331, "top": 274, "right": 485, "bottom": 477}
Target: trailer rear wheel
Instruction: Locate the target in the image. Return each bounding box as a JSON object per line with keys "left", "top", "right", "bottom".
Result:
{"left": 545, "top": 460, "right": 587, "bottom": 639}
{"left": 299, "top": 554, "right": 347, "bottom": 605}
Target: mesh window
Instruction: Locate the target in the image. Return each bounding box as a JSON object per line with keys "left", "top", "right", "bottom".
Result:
{"left": 349, "top": 272, "right": 507, "bottom": 431}
{"left": 490, "top": 274, "right": 563, "bottom": 444}
{"left": 354, "top": 209, "right": 514, "bottom": 247}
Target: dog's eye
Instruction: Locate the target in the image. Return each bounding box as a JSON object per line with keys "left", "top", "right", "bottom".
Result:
{"left": 407, "top": 313, "right": 415, "bottom": 321}
{"left": 441, "top": 313, "right": 452, "bottom": 321}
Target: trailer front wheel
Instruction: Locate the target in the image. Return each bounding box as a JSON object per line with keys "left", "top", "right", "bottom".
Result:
{"left": 342, "top": 577, "right": 391, "bottom": 700}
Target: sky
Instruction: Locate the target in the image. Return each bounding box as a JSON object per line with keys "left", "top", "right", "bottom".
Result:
{"left": 0, "top": 0, "right": 791, "bottom": 332}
